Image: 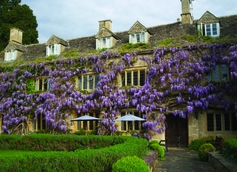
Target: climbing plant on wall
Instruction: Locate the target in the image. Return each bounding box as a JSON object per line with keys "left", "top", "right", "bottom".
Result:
{"left": 0, "top": 43, "right": 237, "bottom": 136}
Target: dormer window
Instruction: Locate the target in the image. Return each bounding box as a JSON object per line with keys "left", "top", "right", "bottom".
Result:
{"left": 205, "top": 23, "right": 219, "bottom": 37}
{"left": 96, "top": 37, "right": 112, "bottom": 50}
{"left": 4, "top": 50, "right": 17, "bottom": 62}
{"left": 46, "top": 44, "right": 61, "bottom": 56}
{"left": 130, "top": 32, "right": 145, "bottom": 44}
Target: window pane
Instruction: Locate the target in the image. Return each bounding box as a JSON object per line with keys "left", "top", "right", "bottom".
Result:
{"left": 205, "top": 73, "right": 212, "bottom": 82}
{"left": 134, "top": 111, "right": 140, "bottom": 130}
{"left": 214, "top": 66, "right": 220, "bottom": 82}
{"left": 83, "top": 75, "right": 87, "bottom": 90}
{"left": 231, "top": 113, "right": 237, "bottom": 131}
{"left": 216, "top": 114, "right": 222, "bottom": 131}
{"left": 44, "top": 79, "right": 48, "bottom": 90}
{"left": 136, "top": 33, "right": 140, "bottom": 42}
{"left": 224, "top": 113, "right": 230, "bottom": 131}
{"left": 212, "top": 23, "right": 217, "bottom": 35}
{"left": 133, "top": 71, "right": 138, "bottom": 86}
{"left": 39, "top": 79, "right": 43, "bottom": 90}
{"left": 206, "top": 24, "right": 211, "bottom": 36}
{"left": 95, "top": 74, "right": 99, "bottom": 88}
{"left": 127, "top": 72, "right": 131, "bottom": 85}
{"left": 78, "top": 76, "right": 82, "bottom": 89}
{"left": 121, "top": 112, "right": 126, "bottom": 130}
{"left": 221, "top": 64, "right": 228, "bottom": 81}
{"left": 89, "top": 75, "right": 93, "bottom": 89}
{"left": 121, "top": 72, "right": 125, "bottom": 87}
{"left": 89, "top": 113, "right": 94, "bottom": 130}
{"left": 140, "top": 70, "right": 145, "bottom": 86}
{"left": 207, "top": 113, "right": 214, "bottom": 131}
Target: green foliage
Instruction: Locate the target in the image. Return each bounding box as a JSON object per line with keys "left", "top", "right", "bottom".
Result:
{"left": 188, "top": 139, "right": 201, "bottom": 150}
{"left": 198, "top": 143, "right": 216, "bottom": 161}
{"left": 148, "top": 141, "right": 165, "bottom": 160}
{"left": 221, "top": 139, "right": 237, "bottom": 163}
{"left": 61, "top": 48, "right": 79, "bottom": 58}
{"left": 118, "top": 42, "right": 150, "bottom": 53}
{"left": 0, "top": 136, "right": 149, "bottom": 172}
{"left": 156, "top": 38, "right": 174, "bottom": 47}
{"left": 112, "top": 156, "right": 149, "bottom": 172}
{"left": 26, "top": 79, "right": 35, "bottom": 93}
{"left": 0, "top": 2, "right": 38, "bottom": 51}
{"left": 181, "top": 34, "right": 198, "bottom": 43}
{"left": 189, "top": 136, "right": 214, "bottom": 150}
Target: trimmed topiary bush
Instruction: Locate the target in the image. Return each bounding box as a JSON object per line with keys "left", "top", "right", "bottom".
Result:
{"left": 112, "top": 156, "right": 149, "bottom": 172}
{"left": 148, "top": 141, "right": 165, "bottom": 160}
{"left": 198, "top": 143, "right": 216, "bottom": 161}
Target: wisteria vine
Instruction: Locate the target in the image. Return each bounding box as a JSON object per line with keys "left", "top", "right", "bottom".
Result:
{"left": 0, "top": 43, "right": 237, "bottom": 136}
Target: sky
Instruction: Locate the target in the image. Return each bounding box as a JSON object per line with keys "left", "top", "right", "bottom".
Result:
{"left": 20, "top": 0, "right": 237, "bottom": 43}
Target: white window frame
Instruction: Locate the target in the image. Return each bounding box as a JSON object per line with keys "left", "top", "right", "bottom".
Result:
{"left": 198, "top": 23, "right": 220, "bottom": 37}
{"left": 35, "top": 78, "right": 51, "bottom": 91}
{"left": 129, "top": 32, "right": 146, "bottom": 44}
{"left": 78, "top": 74, "right": 99, "bottom": 91}
{"left": 96, "top": 37, "right": 112, "bottom": 50}
{"left": 121, "top": 68, "right": 146, "bottom": 87}
{"left": 4, "top": 50, "right": 17, "bottom": 62}
{"left": 46, "top": 44, "right": 61, "bottom": 56}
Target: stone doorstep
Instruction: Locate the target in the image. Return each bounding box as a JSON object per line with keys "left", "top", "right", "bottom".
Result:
{"left": 208, "top": 152, "right": 237, "bottom": 172}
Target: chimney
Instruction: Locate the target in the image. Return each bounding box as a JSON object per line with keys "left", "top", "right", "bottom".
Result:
{"left": 99, "top": 20, "right": 112, "bottom": 31}
{"left": 10, "top": 28, "right": 23, "bottom": 44}
{"left": 180, "top": 0, "right": 193, "bottom": 24}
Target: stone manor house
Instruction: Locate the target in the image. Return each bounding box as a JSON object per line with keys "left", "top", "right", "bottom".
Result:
{"left": 0, "top": 0, "right": 237, "bottom": 146}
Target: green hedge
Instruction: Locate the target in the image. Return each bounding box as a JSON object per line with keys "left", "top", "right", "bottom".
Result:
{"left": 221, "top": 139, "right": 237, "bottom": 163}
{"left": 0, "top": 135, "right": 148, "bottom": 171}
{"left": 0, "top": 134, "right": 125, "bottom": 151}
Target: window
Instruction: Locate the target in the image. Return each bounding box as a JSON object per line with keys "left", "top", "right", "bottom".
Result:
{"left": 46, "top": 44, "right": 61, "bottom": 56}
{"left": 198, "top": 23, "right": 220, "bottom": 37}
{"left": 96, "top": 37, "right": 111, "bottom": 50}
{"left": 207, "top": 113, "right": 236, "bottom": 131}
{"left": 78, "top": 74, "right": 99, "bottom": 90}
{"left": 76, "top": 112, "right": 99, "bottom": 131}
{"left": 4, "top": 50, "right": 17, "bottom": 62}
{"left": 120, "top": 111, "right": 144, "bottom": 131}
{"left": 130, "top": 32, "right": 146, "bottom": 44}
{"left": 206, "top": 64, "right": 228, "bottom": 82}
{"left": 121, "top": 69, "right": 145, "bottom": 87}
{"left": 34, "top": 114, "right": 47, "bottom": 130}
{"left": 35, "top": 78, "right": 51, "bottom": 91}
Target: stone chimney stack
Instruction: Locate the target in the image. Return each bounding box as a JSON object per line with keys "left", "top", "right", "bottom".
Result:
{"left": 99, "top": 20, "right": 112, "bottom": 31}
{"left": 10, "top": 28, "right": 23, "bottom": 44}
{"left": 180, "top": 0, "right": 193, "bottom": 24}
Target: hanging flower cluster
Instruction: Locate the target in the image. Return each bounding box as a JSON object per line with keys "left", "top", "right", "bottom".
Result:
{"left": 0, "top": 43, "right": 237, "bottom": 137}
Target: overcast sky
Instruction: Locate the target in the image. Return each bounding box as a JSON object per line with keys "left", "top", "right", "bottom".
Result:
{"left": 21, "top": 0, "right": 237, "bottom": 43}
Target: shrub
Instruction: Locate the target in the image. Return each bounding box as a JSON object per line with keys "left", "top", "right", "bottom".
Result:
{"left": 198, "top": 143, "right": 216, "bottom": 161}
{"left": 188, "top": 139, "right": 201, "bottom": 150}
{"left": 148, "top": 141, "right": 165, "bottom": 160}
{"left": 112, "top": 156, "right": 149, "bottom": 172}
{"left": 221, "top": 139, "right": 237, "bottom": 163}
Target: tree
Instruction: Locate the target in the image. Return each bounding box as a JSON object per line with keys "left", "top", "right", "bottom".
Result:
{"left": 0, "top": 0, "right": 38, "bottom": 51}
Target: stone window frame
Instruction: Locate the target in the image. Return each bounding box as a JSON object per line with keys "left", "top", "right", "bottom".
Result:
{"left": 35, "top": 77, "right": 51, "bottom": 91}
{"left": 34, "top": 113, "right": 47, "bottom": 131}
{"left": 207, "top": 113, "right": 237, "bottom": 132}
{"left": 120, "top": 68, "right": 146, "bottom": 87}
{"left": 77, "top": 73, "right": 99, "bottom": 91}
{"left": 205, "top": 64, "right": 229, "bottom": 82}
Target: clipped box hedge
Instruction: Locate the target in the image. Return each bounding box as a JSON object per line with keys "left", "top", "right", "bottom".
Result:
{"left": 0, "top": 134, "right": 148, "bottom": 171}
{"left": 0, "top": 134, "right": 125, "bottom": 151}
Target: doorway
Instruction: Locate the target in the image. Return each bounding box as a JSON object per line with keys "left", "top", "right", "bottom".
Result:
{"left": 165, "top": 114, "right": 188, "bottom": 147}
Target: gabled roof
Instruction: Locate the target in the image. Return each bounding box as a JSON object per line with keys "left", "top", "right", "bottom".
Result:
{"left": 95, "top": 27, "right": 120, "bottom": 40}
{"left": 46, "top": 35, "right": 68, "bottom": 46}
{"left": 5, "top": 42, "right": 26, "bottom": 52}
{"left": 197, "top": 11, "right": 219, "bottom": 24}
{"left": 128, "top": 21, "right": 152, "bottom": 35}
